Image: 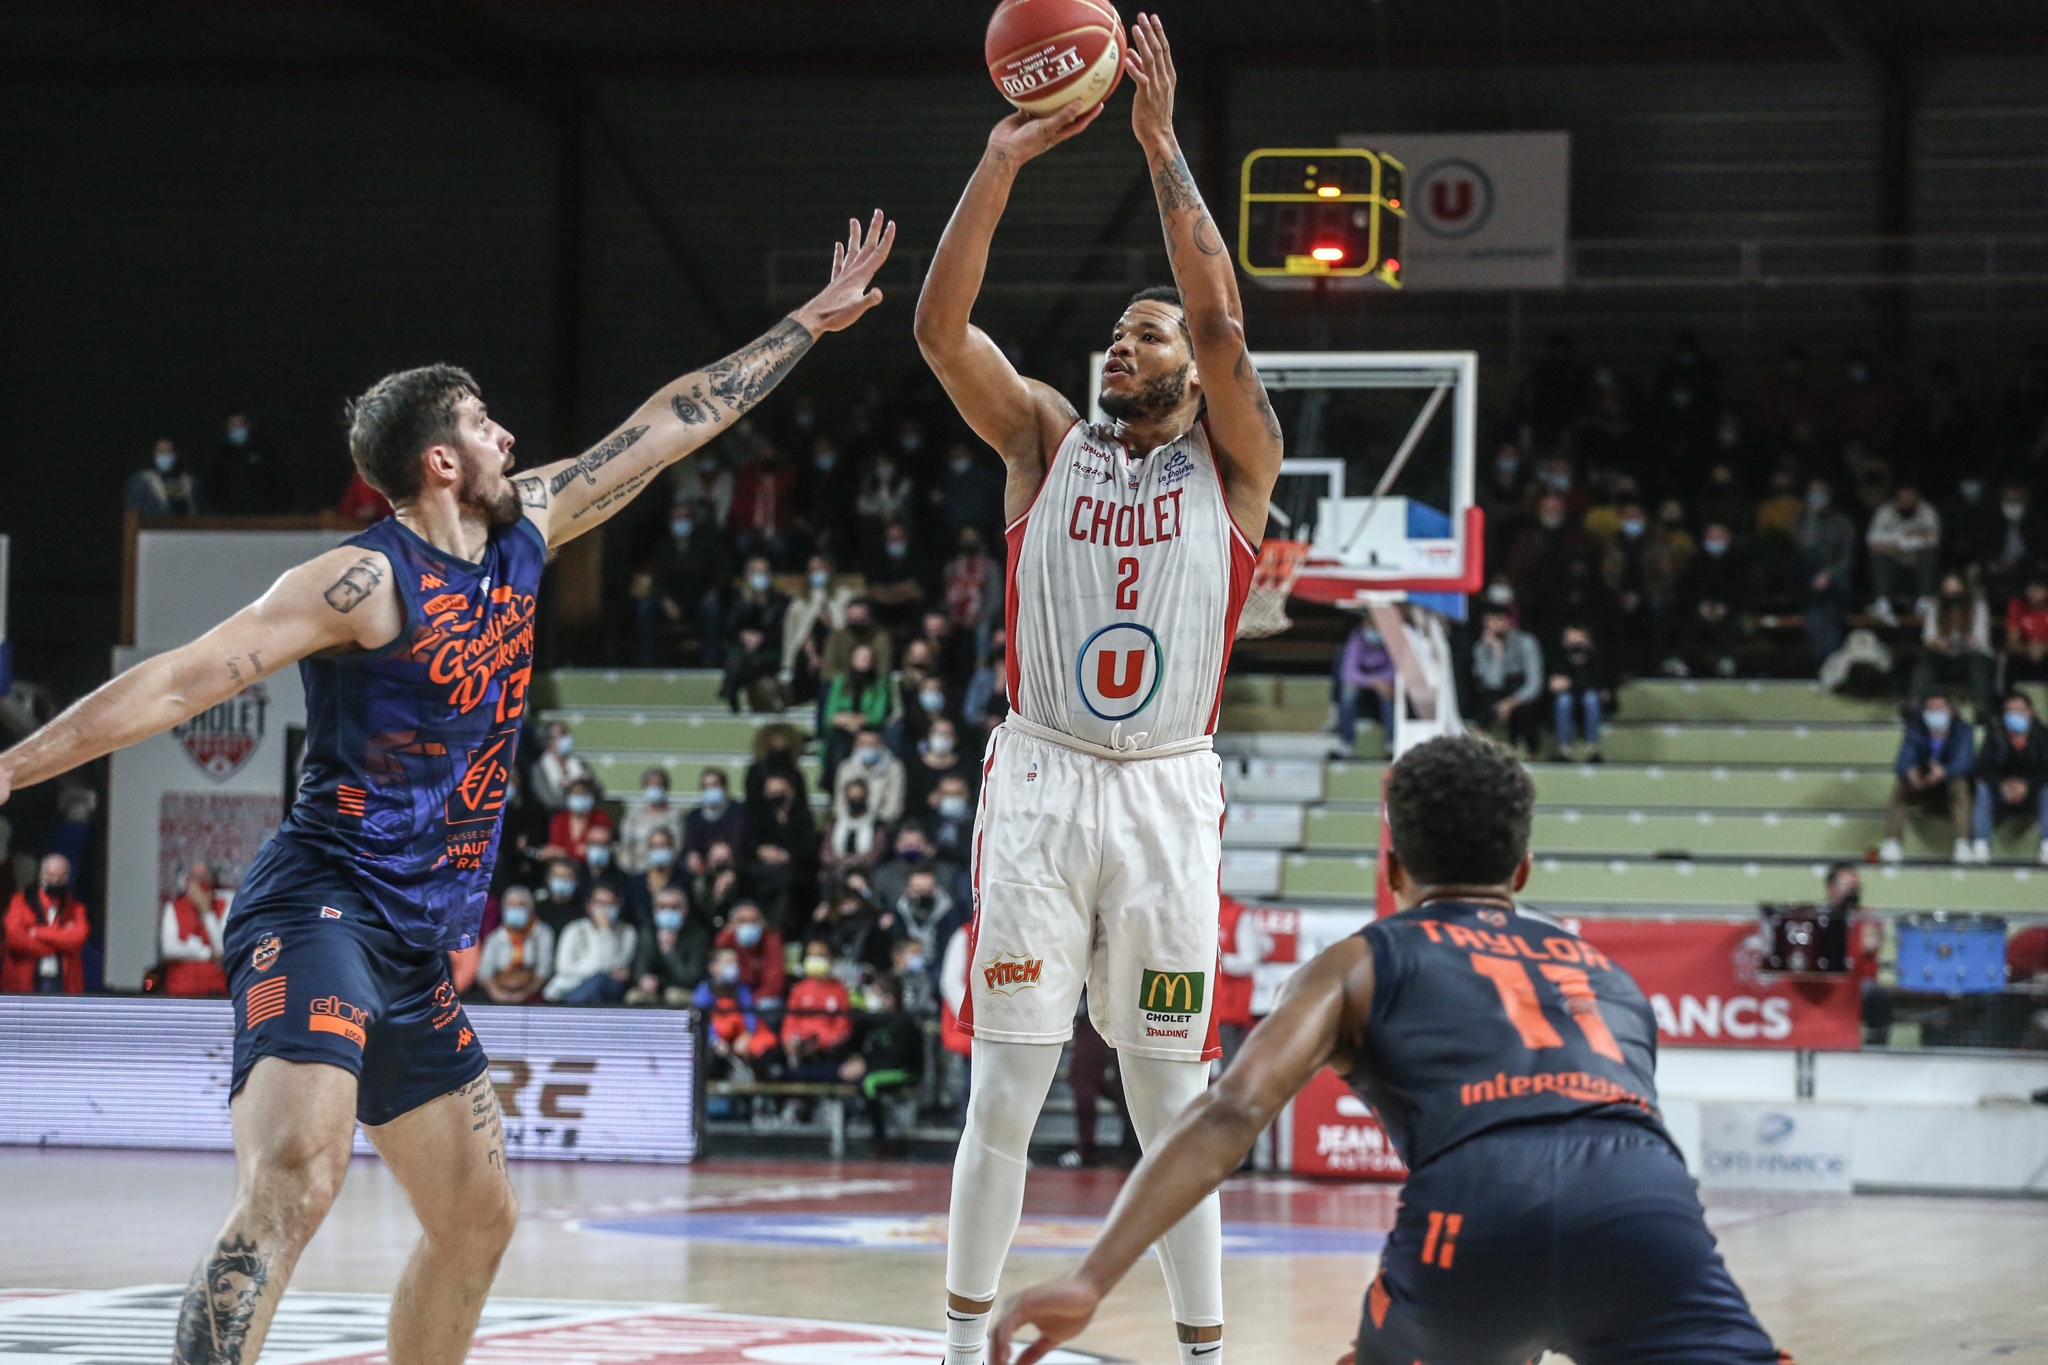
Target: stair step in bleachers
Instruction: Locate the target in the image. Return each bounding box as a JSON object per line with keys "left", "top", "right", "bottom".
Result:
{"left": 1612, "top": 679, "right": 1898, "bottom": 724}
{"left": 1600, "top": 723, "right": 1899, "bottom": 766}
{"left": 1326, "top": 761, "right": 1895, "bottom": 810}
{"left": 537, "top": 668, "right": 726, "bottom": 710}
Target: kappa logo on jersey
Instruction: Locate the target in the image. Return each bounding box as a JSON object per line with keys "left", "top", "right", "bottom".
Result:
{"left": 1075, "top": 622, "right": 1163, "bottom": 721}
{"left": 1141, "top": 968, "right": 1206, "bottom": 1016}
{"left": 1478, "top": 909, "right": 1509, "bottom": 927}
{"left": 980, "top": 953, "right": 1044, "bottom": 996}
{"left": 1159, "top": 449, "right": 1193, "bottom": 488}
{"left": 419, "top": 572, "right": 447, "bottom": 590}
{"left": 309, "top": 995, "right": 369, "bottom": 1048}
{"left": 251, "top": 935, "right": 282, "bottom": 972}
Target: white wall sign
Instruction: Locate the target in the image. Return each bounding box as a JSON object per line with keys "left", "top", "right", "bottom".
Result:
{"left": 1337, "top": 132, "right": 1570, "bottom": 290}
{"left": 1697, "top": 1102, "right": 1853, "bottom": 1193}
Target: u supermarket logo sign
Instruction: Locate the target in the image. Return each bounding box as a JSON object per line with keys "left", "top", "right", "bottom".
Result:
{"left": 1414, "top": 158, "right": 1495, "bottom": 239}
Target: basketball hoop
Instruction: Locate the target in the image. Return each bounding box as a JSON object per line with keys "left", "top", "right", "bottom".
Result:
{"left": 1237, "top": 538, "right": 1312, "bottom": 639}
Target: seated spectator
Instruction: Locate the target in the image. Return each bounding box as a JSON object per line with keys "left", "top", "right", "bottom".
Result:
{"left": 530, "top": 720, "right": 591, "bottom": 812}
{"left": 1643, "top": 499, "right": 1696, "bottom": 673}
{"left": 721, "top": 623, "right": 785, "bottom": 714}
{"left": 1972, "top": 691, "right": 2048, "bottom": 866}
{"left": 935, "top": 442, "right": 1006, "bottom": 550}
{"left": 944, "top": 527, "right": 1004, "bottom": 650}
{"left": 1866, "top": 483, "right": 1942, "bottom": 621}
{"left": 915, "top": 774, "right": 977, "bottom": 878}
{"left": 917, "top": 610, "right": 978, "bottom": 694}
{"left": 780, "top": 938, "right": 854, "bottom": 1079}
{"left": 1912, "top": 572, "right": 1995, "bottom": 716}
{"left": 628, "top": 827, "right": 684, "bottom": 927}
{"left": 865, "top": 521, "right": 928, "bottom": 632}
{"left": 896, "top": 649, "right": 953, "bottom": 755}
{"left": 784, "top": 554, "right": 856, "bottom": 702}
{"left": 891, "top": 936, "right": 938, "bottom": 1018}
{"left": 822, "top": 598, "right": 895, "bottom": 679}
{"left": 1992, "top": 481, "right": 2046, "bottom": 586}
{"left": 827, "top": 886, "right": 905, "bottom": 977}
{"left": 682, "top": 767, "right": 745, "bottom": 874}
{"left": 2006, "top": 572, "right": 2048, "bottom": 685}
{"left": 746, "top": 723, "right": 813, "bottom": 810}
{"left": 836, "top": 726, "right": 906, "bottom": 825}
{"left": 125, "top": 439, "right": 204, "bottom": 517}
{"left": 728, "top": 445, "right": 800, "bottom": 570}
{"left": 618, "top": 767, "right": 684, "bottom": 874}
{"left": 1882, "top": 692, "right": 1976, "bottom": 865}
{"left": 855, "top": 453, "right": 917, "bottom": 559}
{"left": 579, "top": 823, "right": 633, "bottom": 917}
{"left": 536, "top": 857, "right": 586, "bottom": 931}
{"left": 694, "top": 947, "right": 780, "bottom": 1080}
{"left": 478, "top": 887, "right": 554, "bottom": 1004}
{"left": 906, "top": 718, "right": 971, "bottom": 813}
{"left": 547, "top": 779, "right": 612, "bottom": 862}
{"left": 1677, "top": 522, "right": 1746, "bottom": 678}
{"left": 893, "top": 867, "right": 954, "bottom": 961}
{"left": 743, "top": 773, "right": 818, "bottom": 931}
{"left": 206, "top": 413, "right": 293, "bottom": 515}
{"left": 872, "top": 825, "right": 935, "bottom": 911}
{"left": 627, "top": 886, "right": 711, "bottom": 1006}
{"left": 545, "top": 885, "right": 636, "bottom": 1004}
{"left": 3, "top": 854, "right": 89, "bottom": 995}
{"left": 841, "top": 976, "right": 924, "bottom": 1158}
{"left": 962, "top": 628, "right": 1011, "bottom": 744}
{"left": 822, "top": 645, "right": 896, "bottom": 778}
{"left": 800, "top": 433, "right": 858, "bottom": 561}
{"left": 713, "top": 901, "right": 786, "bottom": 1009}
{"left": 1547, "top": 624, "right": 1610, "bottom": 763}
{"left": 1941, "top": 476, "right": 2001, "bottom": 570}
{"left": 159, "top": 859, "right": 227, "bottom": 997}
{"left": 644, "top": 496, "right": 732, "bottom": 667}
{"left": 337, "top": 468, "right": 392, "bottom": 523}
{"left": 1470, "top": 604, "right": 1545, "bottom": 754}
{"left": 1334, "top": 616, "right": 1396, "bottom": 755}
{"left": 822, "top": 777, "right": 888, "bottom": 877}
{"left": 1798, "top": 478, "right": 1857, "bottom": 666}
{"left": 690, "top": 841, "right": 744, "bottom": 933}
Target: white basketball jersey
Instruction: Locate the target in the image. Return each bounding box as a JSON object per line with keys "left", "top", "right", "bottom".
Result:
{"left": 1005, "top": 419, "right": 1256, "bottom": 749}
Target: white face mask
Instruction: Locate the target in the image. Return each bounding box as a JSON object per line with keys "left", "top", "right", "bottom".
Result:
{"left": 920, "top": 689, "right": 945, "bottom": 712}
{"left": 748, "top": 572, "right": 771, "bottom": 593}
{"left": 938, "top": 794, "right": 969, "bottom": 820}
{"left": 858, "top": 746, "right": 884, "bottom": 767}
{"left": 502, "top": 903, "right": 532, "bottom": 928}
{"left": 586, "top": 843, "right": 611, "bottom": 868}
{"left": 2005, "top": 502, "right": 2028, "bottom": 522}
{"left": 810, "top": 569, "right": 831, "bottom": 589}
{"left": 648, "top": 846, "right": 675, "bottom": 868}
{"left": 926, "top": 732, "right": 954, "bottom": 757}
{"left": 642, "top": 785, "right": 668, "bottom": 806}
{"left": 700, "top": 786, "right": 728, "bottom": 811}
{"left": 154, "top": 452, "right": 178, "bottom": 474}
{"left": 567, "top": 792, "right": 595, "bottom": 814}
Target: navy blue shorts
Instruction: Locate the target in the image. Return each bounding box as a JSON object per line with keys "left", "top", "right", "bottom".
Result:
{"left": 1358, "top": 1117, "right": 1786, "bottom": 1365}
{"left": 223, "top": 835, "right": 488, "bottom": 1127}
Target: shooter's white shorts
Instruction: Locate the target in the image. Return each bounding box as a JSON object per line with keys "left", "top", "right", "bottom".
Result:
{"left": 963, "top": 720, "right": 1224, "bottom": 1062}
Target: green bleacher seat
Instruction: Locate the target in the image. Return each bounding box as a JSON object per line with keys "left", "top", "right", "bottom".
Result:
{"left": 1601, "top": 723, "right": 1897, "bottom": 766}
{"left": 536, "top": 669, "right": 725, "bottom": 709}
{"left": 1615, "top": 680, "right": 1897, "bottom": 724}
{"left": 542, "top": 713, "right": 795, "bottom": 753}
{"left": 586, "top": 752, "right": 822, "bottom": 795}
{"left": 1327, "top": 761, "right": 1897, "bottom": 810}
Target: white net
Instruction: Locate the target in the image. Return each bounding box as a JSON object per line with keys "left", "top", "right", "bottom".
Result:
{"left": 1236, "top": 539, "right": 1311, "bottom": 640}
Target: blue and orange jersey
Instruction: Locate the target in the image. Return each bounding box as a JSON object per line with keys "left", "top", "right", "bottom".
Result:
{"left": 1343, "top": 899, "right": 1669, "bottom": 1171}
{"left": 277, "top": 515, "right": 547, "bottom": 951}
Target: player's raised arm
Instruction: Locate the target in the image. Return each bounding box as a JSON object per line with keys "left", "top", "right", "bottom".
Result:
{"left": 0, "top": 545, "right": 401, "bottom": 806}
{"left": 914, "top": 103, "right": 1101, "bottom": 507}
{"left": 519, "top": 211, "right": 895, "bottom": 549}
{"left": 1125, "top": 13, "right": 1283, "bottom": 535}
{"left": 990, "top": 939, "right": 1374, "bottom": 1365}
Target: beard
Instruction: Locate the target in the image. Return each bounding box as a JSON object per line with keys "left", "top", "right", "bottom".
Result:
{"left": 1098, "top": 363, "right": 1190, "bottom": 422}
{"left": 459, "top": 457, "right": 522, "bottom": 527}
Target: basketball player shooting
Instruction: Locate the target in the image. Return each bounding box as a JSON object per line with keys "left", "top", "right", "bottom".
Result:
{"left": 912, "top": 16, "right": 1282, "bottom": 1365}
{"left": 0, "top": 212, "right": 893, "bottom": 1365}
{"left": 993, "top": 736, "right": 1789, "bottom": 1365}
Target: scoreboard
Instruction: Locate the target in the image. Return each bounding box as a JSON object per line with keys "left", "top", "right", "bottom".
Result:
{"left": 1238, "top": 147, "right": 1405, "bottom": 286}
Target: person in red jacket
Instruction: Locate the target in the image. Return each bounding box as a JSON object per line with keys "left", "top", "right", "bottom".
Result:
{"left": 713, "top": 901, "right": 786, "bottom": 1007}
{"left": 3, "top": 854, "right": 90, "bottom": 994}
{"left": 159, "top": 859, "right": 228, "bottom": 997}
{"left": 780, "top": 938, "right": 854, "bottom": 1079}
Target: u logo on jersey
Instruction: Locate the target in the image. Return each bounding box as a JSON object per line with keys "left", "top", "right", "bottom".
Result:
{"left": 1076, "top": 623, "right": 1163, "bottom": 721}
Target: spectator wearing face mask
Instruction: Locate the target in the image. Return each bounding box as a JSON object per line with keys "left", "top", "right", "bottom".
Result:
{"left": 1992, "top": 482, "right": 2046, "bottom": 582}
{"left": 823, "top": 644, "right": 897, "bottom": 783}
{"left": 1504, "top": 492, "right": 1588, "bottom": 631}
{"left": 1970, "top": 691, "right": 2048, "bottom": 866}
{"left": 1941, "top": 477, "right": 2001, "bottom": 571}
{"left": 691, "top": 841, "right": 744, "bottom": 932}
{"left": 891, "top": 936, "right": 938, "bottom": 1017}
{"left": 893, "top": 866, "right": 954, "bottom": 961}
{"left": 1882, "top": 692, "right": 1977, "bottom": 865}
{"left": 579, "top": 824, "right": 633, "bottom": 918}
{"left": 1334, "top": 616, "right": 1396, "bottom": 755}
{"left": 1547, "top": 624, "right": 1610, "bottom": 762}
{"left": 916, "top": 610, "right": 979, "bottom": 694}
{"left": 906, "top": 717, "right": 970, "bottom": 813}
{"left": 627, "top": 886, "right": 711, "bottom": 1006}
{"left": 125, "top": 438, "right": 205, "bottom": 517}
{"left": 727, "top": 445, "right": 800, "bottom": 569}
{"left": 784, "top": 554, "right": 856, "bottom": 702}
{"left": 478, "top": 887, "right": 554, "bottom": 1004}
{"left": 682, "top": 769, "right": 746, "bottom": 874}
{"left": 4, "top": 855, "right": 90, "bottom": 995}
{"left": 801, "top": 434, "right": 859, "bottom": 560}
{"left": 780, "top": 937, "right": 855, "bottom": 1079}
{"left": 158, "top": 859, "right": 227, "bottom": 997}
{"left": 535, "top": 857, "right": 586, "bottom": 932}
{"left": 935, "top": 441, "right": 1006, "bottom": 549}
{"left": 726, "top": 555, "right": 789, "bottom": 650}
{"left": 695, "top": 947, "right": 780, "bottom": 1080}
{"left": 866, "top": 521, "right": 929, "bottom": 632}
{"left": 628, "top": 828, "right": 685, "bottom": 926}
{"left": 944, "top": 526, "right": 1004, "bottom": 649}
{"left": 721, "top": 626, "right": 786, "bottom": 714}
{"left": 823, "top": 777, "right": 888, "bottom": 877}
{"left": 836, "top": 728, "right": 905, "bottom": 825}
{"left": 916, "top": 776, "right": 977, "bottom": 882}
{"left": 206, "top": 413, "right": 293, "bottom": 515}
{"left": 547, "top": 779, "right": 612, "bottom": 862}
{"left": 821, "top": 598, "right": 896, "bottom": 680}
{"left": 713, "top": 902, "right": 786, "bottom": 1009}
{"left": 870, "top": 825, "right": 934, "bottom": 911}
{"left": 545, "top": 885, "right": 637, "bottom": 1004}
{"left": 842, "top": 975, "right": 924, "bottom": 1158}
{"left": 1912, "top": 572, "right": 1995, "bottom": 716}
{"left": 2006, "top": 574, "right": 2048, "bottom": 684}
{"left": 1676, "top": 521, "right": 1747, "bottom": 678}
{"left": 645, "top": 496, "right": 733, "bottom": 667}
{"left": 898, "top": 659, "right": 955, "bottom": 758}
{"left": 1866, "top": 484, "right": 1942, "bottom": 622}
{"left": 855, "top": 452, "right": 917, "bottom": 561}
{"left": 618, "top": 768, "right": 685, "bottom": 874}
{"left": 1470, "top": 606, "right": 1546, "bottom": 754}
{"left": 530, "top": 720, "right": 593, "bottom": 813}
{"left": 962, "top": 627, "right": 1011, "bottom": 745}
{"left": 1798, "top": 478, "right": 1858, "bottom": 665}
{"left": 743, "top": 774, "right": 818, "bottom": 932}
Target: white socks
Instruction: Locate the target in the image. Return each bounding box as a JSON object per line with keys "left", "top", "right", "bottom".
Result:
{"left": 944, "top": 1307, "right": 991, "bottom": 1365}
{"left": 945, "top": 1040, "right": 1064, "bottom": 1352}
{"left": 1178, "top": 1337, "right": 1224, "bottom": 1363}
{"left": 1120, "top": 1053, "right": 1227, "bottom": 1331}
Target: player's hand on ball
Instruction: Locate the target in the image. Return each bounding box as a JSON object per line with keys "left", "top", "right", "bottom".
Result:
{"left": 987, "top": 98, "right": 1103, "bottom": 167}
{"left": 991, "top": 1274, "right": 1101, "bottom": 1365}
{"left": 1124, "top": 12, "right": 1178, "bottom": 142}
{"left": 798, "top": 209, "right": 897, "bottom": 334}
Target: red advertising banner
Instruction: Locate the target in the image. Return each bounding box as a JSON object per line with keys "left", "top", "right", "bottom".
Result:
{"left": 1285, "top": 1066, "right": 1407, "bottom": 1181}
{"left": 1575, "top": 918, "right": 1862, "bottom": 1051}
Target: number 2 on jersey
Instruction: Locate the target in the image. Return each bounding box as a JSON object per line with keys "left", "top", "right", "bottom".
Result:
{"left": 1115, "top": 557, "right": 1140, "bottom": 611}
{"left": 1468, "top": 953, "right": 1624, "bottom": 1062}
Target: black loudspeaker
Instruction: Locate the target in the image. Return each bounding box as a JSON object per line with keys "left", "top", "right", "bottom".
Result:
{"left": 1761, "top": 902, "right": 1852, "bottom": 975}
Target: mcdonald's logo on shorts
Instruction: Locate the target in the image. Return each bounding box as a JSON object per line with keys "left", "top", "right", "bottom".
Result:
{"left": 1140, "top": 968, "right": 1206, "bottom": 1016}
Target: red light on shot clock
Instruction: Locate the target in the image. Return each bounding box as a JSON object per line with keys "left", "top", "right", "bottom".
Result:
{"left": 1310, "top": 245, "right": 1346, "bottom": 262}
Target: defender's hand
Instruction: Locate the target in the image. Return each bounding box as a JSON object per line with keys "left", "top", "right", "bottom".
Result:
{"left": 987, "top": 99, "right": 1102, "bottom": 168}
{"left": 991, "top": 1275, "right": 1102, "bottom": 1365}
{"left": 1125, "top": 12, "right": 1178, "bottom": 144}
{"left": 794, "top": 210, "right": 897, "bottom": 336}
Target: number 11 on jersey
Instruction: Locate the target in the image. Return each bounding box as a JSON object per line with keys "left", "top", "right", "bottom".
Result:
{"left": 1468, "top": 953, "right": 1625, "bottom": 1062}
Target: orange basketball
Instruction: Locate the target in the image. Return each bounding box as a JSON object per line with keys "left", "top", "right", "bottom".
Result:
{"left": 985, "top": 0, "right": 1125, "bottom": 116}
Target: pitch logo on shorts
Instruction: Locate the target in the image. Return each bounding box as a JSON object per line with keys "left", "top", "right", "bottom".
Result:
{"left": 981, "top": 953, "right": 1045, "bottom": 996}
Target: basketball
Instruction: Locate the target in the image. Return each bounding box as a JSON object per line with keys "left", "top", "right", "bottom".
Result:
{"left": 985, "top": 0, "right": 1125, "bottom": 116}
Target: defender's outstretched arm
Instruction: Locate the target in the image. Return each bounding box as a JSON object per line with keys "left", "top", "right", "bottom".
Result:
{"left": 914, "top": 104, "right": 1100, "bottom": 512}
{"left": 520, "top": 211, "right": 896, "bottom": 548}
{"left": 989, "top": 939, "right": 1374, "bottom": 1365}
{"left": 0, "top": 546, "right": 403, "bottom": 805}
{"left": 1125, "top": 13, "right": 1283, "bottom": 538}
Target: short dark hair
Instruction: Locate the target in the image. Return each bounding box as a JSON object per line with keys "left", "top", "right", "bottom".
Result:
{"left": 1384, "top": 735, "right": 1533, "bottom": 887}
{"left": 345, "top": 364, "right": 479, "bottom": 502}
{"left": 1126, "top": 284, "right": 1189, "bottom": 339}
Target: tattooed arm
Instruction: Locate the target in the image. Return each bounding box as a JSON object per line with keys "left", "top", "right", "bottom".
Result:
{"left": 0, "top": 545, "right": 400, "bottom": 805}
{"left": 518, "top": 211, "right": 896, "bottom": 549}
{"left": 1125, "top": 14, "right": 1282, "bottom": 540}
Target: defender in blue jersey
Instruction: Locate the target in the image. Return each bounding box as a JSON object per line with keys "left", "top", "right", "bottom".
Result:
{"left": 994, "top": 735, "right": 1790, "bottom": 1365}
{"left": 0, "top": 212, "right": 895, "bottom": 1365}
